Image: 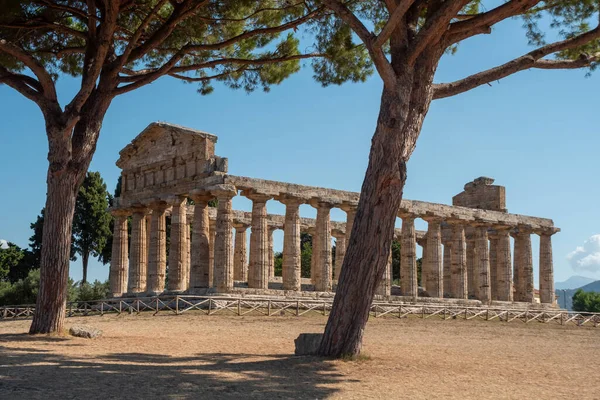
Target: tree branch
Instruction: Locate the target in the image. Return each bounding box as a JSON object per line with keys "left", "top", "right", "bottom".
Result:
{"left": 433, "top": 27, "right": 600, "bottom": 99}
{"left": 406, "top": 0, "right": 471, "bottom": 65}
{"left": 64, "top": 2, "right": 120, "bottom": 123}
{"left": 374, "top": 0, "right": 418, "bottom": 48}
{"left": 0, "top": 66, "right": 44, "bottom": 103}
{"left": 114, "top": 53, "right": 322, "bottom": 95}
{"left": 321, "top": 0, "right": 397, "bottom": 88}
{"left": 0, "top": 39, "right": 57, "bottom": 101}
{"left": 447, "top": 0, "right": 542, "bottom": 44}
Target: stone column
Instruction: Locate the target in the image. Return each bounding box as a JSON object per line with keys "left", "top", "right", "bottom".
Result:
{"left": 400, "top": 215, "right": 417, "bottom": 297}
{"left": 312, "top": 200, "right": 334, "bottom": 292}
{"left": 246, "top": 192, "right": 272, "bottom": 289}
{"left": 513, "top": 228, "right": 534, "bottom": 302}
{"left": 424, "top": 218, "right": 443, "bottom": 298}
{"left": 268, "top": 226, "right": 277, "bottom": 279}
{"left": 233, "top": 223, "right": 249, "bottom": 282}
{"left": 185, "top": 220, "right": 191, "bottom": 289}
{"left": 189, "top": 194, "right": 211, "bottom": 289}
{"left": 332, "top": 230, "right": 346, "bottom": 281}
{"left": 308, "top": 226, "right": 318, "bottom": 285}
{"left": 474, "top": 225, "right": 491, "bottom": 303}
{"left": 489, "top": 234, "right": 499, "bottom": 300}
{"left": 338, "top": 202, "right": 357, "bottom": 279}
{"left": 496, "top": 227, "right": 513, "bottom": 301}
{"left": 212, "top": 186, "right": 236, "bottom": 292}
{"left": 208, "top": 220, "right": 216, "bottom": 287}
{"left": 539, "top": 230, "right": 556, "bottom": 305}
{"left": 417, "top": 237, "right": 428, "bottom": 292}
{"left": 147, "top": 202, "right": 168, "bottom": 294}
{"left": 128, "top": 208, "right": 148, "bottom": 294}
{"left": 450, "top": 222, "right": 467, "bottom": 299}
{"left": 466, "top": 233, "right": 476, "bottom": 298}
{"left": 376, "top": 251, "right": 392, "bottom": 296}
{"left": 167, "top": 196, "right": 188, "bottom": 292}
{"left": 281, "top": 196, "right": 303, "bottom": 291}
{"left": 109, "top": 210, "right": 129, "bottom": 297}
{"left": 442, "top": 239, "right": 452, "bottom": 298}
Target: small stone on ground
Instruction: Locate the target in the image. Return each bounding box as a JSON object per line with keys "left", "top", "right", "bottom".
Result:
{"left": 69, "top": 325, "right": 102, "bottom": 339}
{"left": 295, "top": 333, "right": 322, "bottom": 355}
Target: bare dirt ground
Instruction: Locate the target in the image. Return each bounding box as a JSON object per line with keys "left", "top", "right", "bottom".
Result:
{"left": 0, "top": 313, "right": 598, "bottom": 400}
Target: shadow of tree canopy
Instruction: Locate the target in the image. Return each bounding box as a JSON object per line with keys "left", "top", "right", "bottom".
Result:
{"left": 0, "top": 335, "right": 351, "bottom": 399}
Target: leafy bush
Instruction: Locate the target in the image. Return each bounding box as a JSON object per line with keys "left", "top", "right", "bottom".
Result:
{"left": 0, "top": 269, "right": 110, "bottom": 306}
{"left": 572, "top": 289, "right": 600, "bottom": 313}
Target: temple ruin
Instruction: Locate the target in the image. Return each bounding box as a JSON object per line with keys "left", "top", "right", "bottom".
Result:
{"left": 109, "top": 122, "right": 558, "bottom": 307}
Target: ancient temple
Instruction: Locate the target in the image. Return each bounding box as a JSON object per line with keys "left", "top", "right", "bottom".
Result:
{"left": 109, "top": 122, "right": 558, "bottom": 306}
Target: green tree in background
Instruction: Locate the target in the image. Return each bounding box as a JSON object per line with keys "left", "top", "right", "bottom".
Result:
{"left": 73, "top": 172, "right": 112, "bottom": 284}
{"left": 0, "top": 242, "right": 25, "bottom": 281}
{"left": 572, "top": 289, "right": 600, "bottom": 313}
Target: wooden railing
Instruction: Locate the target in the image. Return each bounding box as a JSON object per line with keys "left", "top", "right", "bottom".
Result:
{"left": 1, "top": 296, "right": 599, "bottom": 327}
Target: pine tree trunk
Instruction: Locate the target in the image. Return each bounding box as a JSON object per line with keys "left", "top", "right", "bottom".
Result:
{"left": 82, "top": 251, "right": 89, "bottom": 284}
{"left": 29, "top": 167, "right": 80, "bottom": 334}
{"left": 319, "top": 68, "right": 436, "bottom": 357}
{"left": 29, "top": 94, "right": 110, "bottom": 334}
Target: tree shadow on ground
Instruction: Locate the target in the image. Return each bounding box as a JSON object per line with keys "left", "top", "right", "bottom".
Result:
{"left": 0, "top": 336, "right": 352, "bottom": 399}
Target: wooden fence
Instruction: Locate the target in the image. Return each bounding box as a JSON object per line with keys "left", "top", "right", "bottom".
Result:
{"left": 1, "top": 295, "right": 599, "bottom": 327}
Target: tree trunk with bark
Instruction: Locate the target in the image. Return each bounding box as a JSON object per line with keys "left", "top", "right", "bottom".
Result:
{"left": 82, "top": 250, "right": 89, "bottom": 284}
{"left": 318, "top": 59, "right": 438, "bottom": 357}
{"left": 30, "top": 94, "right": 110, "bottom": 334}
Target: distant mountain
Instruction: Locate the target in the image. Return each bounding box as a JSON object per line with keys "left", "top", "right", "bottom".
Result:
{"left": 579, "top": 280, "right": 600, "bottom": 292}
{"left": 555, "top": 276, "right": 596, "bottom": 290}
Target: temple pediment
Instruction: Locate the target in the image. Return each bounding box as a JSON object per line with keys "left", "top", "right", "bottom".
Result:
{"left": 116, "top": 122, "right": 227, "bottom": 198}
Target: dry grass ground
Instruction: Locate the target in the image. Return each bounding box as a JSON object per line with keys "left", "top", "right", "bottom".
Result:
{"left": 0, "top": 313, "right": 598, "bottom": 399}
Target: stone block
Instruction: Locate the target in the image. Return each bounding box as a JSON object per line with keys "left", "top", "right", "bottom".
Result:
{"left": 69, "top": 325, "right": 103, "bottom": 339}
{"left": 294, "top": 333, "right": 322, "bottom": 356}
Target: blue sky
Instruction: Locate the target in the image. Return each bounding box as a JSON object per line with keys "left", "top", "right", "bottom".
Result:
{"left": 1, "top": 16, "right": 599, "bottom": 285}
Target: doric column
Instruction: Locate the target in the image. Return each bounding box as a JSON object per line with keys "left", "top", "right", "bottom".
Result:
{"left": 312, "top": 200, "right": 334, "bottom": 292}
{"left": 308, "top": 226, "right": 318, "bottom": 285}
{"left": 189, "top": 193, "right": 211, "bottom": 289}
{"left": 185, "top": 219, "right": 191, "bottom": 289}
{"left": 513, "top": 227, "right": 534, "bottom": 302}
{"left": 332, "top": 229, "right": 346, "bottom": 281}
{"left": 167, "top": 196, "right": 188, "bottom": 292}
{"left": 339, "top": 203, "right": 357, "bottom": 277}
{"left": 109, "top": 210, "right": 130, "bottom": 297}
{"left": 147, "top": 201, "right": 168, "bottom": 294}
{"left": 233, "top": 222, "right": 249, "bottom": 282}
{"left": 212, "top": 186, "right": 236, "bottom": 292}
{"left": 280, "top": 196, "right": 303, "bottom": 291}
{"left": 424, "top": 218, "right": 443, "bottom": 298}
{"left": 268, "top": 226, "right": 277, "bottom": 279}
{"left": 376, "top": 251, "right": 392, "bottom": 296}
{"left": 466, "top": 232, "right": 476, "bottom": 298}
{"left": 128, "top": 207, "right": 148, "bottom": 294}
{"left": 442, "top": 238, "right": 452, "bottom": 298}
{"left": 539, "top": 230, "right": 557, "bottom": 304}
{"left": 417, "top": 237, "right": 428, "bottom": 291}
{"left": 400, "top": 215, "right": 417, "bottom": 297}
{"left": 474, "top": 225, "right": 491, "bottom": 303}
{"left": 245, "top": 191, "right": 272, "bottom": 289}
{"left": 208, "top": 220, "right": 216, "bottom": 287}
{"left": 495, "top": 227, "right": 513, "bottom": 301}
{"left": 450, "top": 222, "right": 467, "bottom": 299}
{"left": 489, "top": 234, "right": 499, "bottom": 300}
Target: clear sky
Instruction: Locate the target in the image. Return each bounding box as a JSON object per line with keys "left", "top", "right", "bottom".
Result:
{"left": 1, "top": 16, "right": 599, "bottom": 286}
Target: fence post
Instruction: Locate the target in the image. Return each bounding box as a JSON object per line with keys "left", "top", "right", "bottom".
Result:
{"left": 176, "top": 295, "right": 179, "bottom": 315}
{"left": 268, "top": 300, "right": 271, "bottom": 316}
{"left": 238, "top": 299, "right": 241, "bottom": 316}
{"left": 208, "top": 299, "right": 212, "bottom": 315}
